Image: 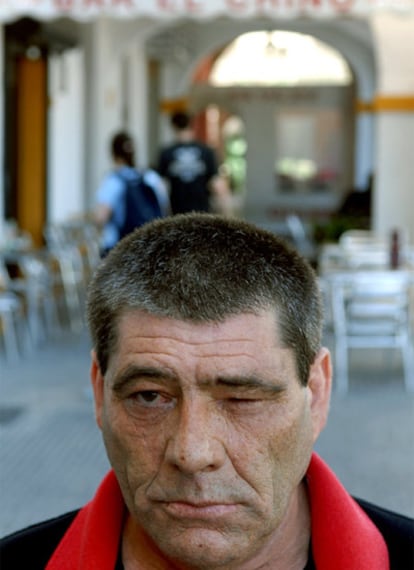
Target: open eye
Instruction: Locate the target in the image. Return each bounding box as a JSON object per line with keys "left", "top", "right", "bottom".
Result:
{"left": 138, "top": 391, "right": 160, "bottom": 403}
{"left": 129, "top": 390, "right": 174, "bottom": 409}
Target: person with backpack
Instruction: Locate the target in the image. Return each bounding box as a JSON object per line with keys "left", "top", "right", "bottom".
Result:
{"left": 95, "top": 131, "right": 168, "bottom": 257}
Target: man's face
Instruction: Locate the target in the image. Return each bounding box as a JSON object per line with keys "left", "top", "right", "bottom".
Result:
{"left": 91, "top": 310, "right": 331, "bottom": 569}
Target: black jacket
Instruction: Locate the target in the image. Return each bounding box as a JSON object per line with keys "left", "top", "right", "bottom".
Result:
{"left": 1, "top": 499, "right": 413, "bottom": 569}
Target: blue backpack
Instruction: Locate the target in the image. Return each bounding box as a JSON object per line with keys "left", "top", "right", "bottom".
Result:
{"left": 116, "top": 170, "right": 162, "bottom": 240}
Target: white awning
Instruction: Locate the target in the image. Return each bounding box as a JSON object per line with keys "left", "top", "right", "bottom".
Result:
{"left": 1, "top": 0, "right": 413, "bottom": 23}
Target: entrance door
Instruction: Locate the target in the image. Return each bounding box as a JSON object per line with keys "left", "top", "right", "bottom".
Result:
{"left": 15, "top": 56, "right": 47, "bottom": 247}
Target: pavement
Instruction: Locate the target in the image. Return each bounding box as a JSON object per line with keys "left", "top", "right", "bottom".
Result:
{"left": 1, "top": 324, "right": 413, "bottom": 538}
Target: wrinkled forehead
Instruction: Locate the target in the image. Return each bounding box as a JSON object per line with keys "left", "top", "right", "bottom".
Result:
{"left": 116, "top": 308, "right": 282, "bottom": 346}
{"left": 108, "top": 308, "right": 297, "bottom": 385}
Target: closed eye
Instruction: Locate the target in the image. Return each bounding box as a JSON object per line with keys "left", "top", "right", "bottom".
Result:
{"left": 227, "top": 395, "right": 260, "bottom": 402}
{"left": 223, "top": 395, "right": 266, "bottom": 410}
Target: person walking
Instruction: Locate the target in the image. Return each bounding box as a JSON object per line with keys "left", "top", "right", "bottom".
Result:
{"left": 95, "top": 131, "right": 167, "bottom": 256}
{"left": 157, "top": 111, "right": 221, "bottom": 214}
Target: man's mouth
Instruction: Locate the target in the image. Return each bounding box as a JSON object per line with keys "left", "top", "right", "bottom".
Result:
{"left": 162, "top": 500, "right": 239, "bottom": 519}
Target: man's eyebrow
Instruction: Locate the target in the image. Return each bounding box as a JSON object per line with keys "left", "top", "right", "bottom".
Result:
{"left": 111, "top": 365, "right": 176, "bottom": 394}
{"left": 111, "top": 367, "right": 287, "bottom": 395}
{"left": 214, "top": 375, "right": 287, "bottom": 394}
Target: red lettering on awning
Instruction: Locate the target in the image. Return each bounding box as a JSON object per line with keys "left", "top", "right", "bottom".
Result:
{"left": 157, "top": 0, "right": 176, "bottom": 11}
{"left": 186, "top": 0, "right": 203, "bottom": 12}
{"left": 54, "top": 0, "right": 75, "bottom": 9}
{"left": 112, "top": 0, "right": 134, "bottom": 6}
{"left": 226, "top": 0, "right": 248, "bottom": 10}
{"left": 83, "top": 0, "right": 105, "bottom": 6}
{"left": 330, "top": 0, "right": 354, "bottom": 12}
{"left": 255, "top": 0, "right": 283, "bottom": 8}
{"left": 300, "top": 0, "right": 322, "bottom": 8}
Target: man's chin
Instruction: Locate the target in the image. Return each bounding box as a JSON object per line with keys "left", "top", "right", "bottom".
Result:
{"left": 153, "top": 527, "right": 253, "bottom": 569}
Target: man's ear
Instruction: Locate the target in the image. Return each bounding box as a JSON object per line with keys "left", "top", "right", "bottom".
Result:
{"left": 90, "top": 350, "right": 104, "bottom": 430}
{"left": 307, "top": 347, "right": 332, "bottom": 443}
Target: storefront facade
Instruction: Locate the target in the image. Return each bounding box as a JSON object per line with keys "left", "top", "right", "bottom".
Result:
{"left": 0, "top": 0, "right": 413, "bottom": 244}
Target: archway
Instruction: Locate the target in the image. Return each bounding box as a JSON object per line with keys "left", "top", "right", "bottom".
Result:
{"left": 188, "top": 30, "right": 355, "bottom": 223}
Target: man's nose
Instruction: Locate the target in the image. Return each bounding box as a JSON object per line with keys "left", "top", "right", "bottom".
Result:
{"left": 165, "top": 397, "right": 226, "bottom": 474}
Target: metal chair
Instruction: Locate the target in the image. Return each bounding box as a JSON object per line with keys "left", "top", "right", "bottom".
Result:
{"left": 339, "top": 229, "right": 386, "bottom": 249}
{"left": 1, "top": 252, "right": 60, "bottom": 346}
{"left": 0, "top": 293, "right": 29, "bottom": 361}
{"left": 330, "top": 270, "right": 414, "bottom": 394}
{"left": 0, "top": 260, "right": 32, "bottom": 360}
{"left": 338, "top": 230, "right": 388, "bottom": 269}
{"left": 44, "top": 221, "right": 101, "bottom": 331}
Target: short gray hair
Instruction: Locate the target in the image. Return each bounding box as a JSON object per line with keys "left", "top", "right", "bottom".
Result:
{"left": 86, "top": 214, "right": 323, "bottom": 385}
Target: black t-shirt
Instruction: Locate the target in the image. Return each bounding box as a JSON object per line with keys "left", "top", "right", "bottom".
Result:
{"left": 158, "top": 141, "right": 218, "bottom": 214}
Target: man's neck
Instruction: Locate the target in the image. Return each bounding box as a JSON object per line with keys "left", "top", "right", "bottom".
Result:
{"left": 259, "top": 481, "right": 311, "bottom": 570}
{"left": 176, "top": 129, "right": 194, "bottom": 143}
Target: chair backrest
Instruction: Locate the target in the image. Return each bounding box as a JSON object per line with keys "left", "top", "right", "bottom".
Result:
{"left": 339, "top": 230, "right": 386, "bottom": 268}
{"left": 329, "top": 269, "right": 414, "bottom": 393}
{"left": 339, "top": 229, "right": 413, "bottom": 270}
{"left": 339, "top": 230, "right": 386, "bottom": 249}
{"left": 331, "top": 270, "right": 413, "bottom": 340}
{"left": 343, "top": 248, "right": 389, "bottom": 270}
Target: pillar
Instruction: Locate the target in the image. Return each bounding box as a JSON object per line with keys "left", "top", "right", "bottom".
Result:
{"left": 370, "top": 13, "right": 414, "bottom": 242}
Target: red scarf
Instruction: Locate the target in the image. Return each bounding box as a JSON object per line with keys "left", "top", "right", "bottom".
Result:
{"left": 46, "top": 453, "right": 389, "bottom": 569}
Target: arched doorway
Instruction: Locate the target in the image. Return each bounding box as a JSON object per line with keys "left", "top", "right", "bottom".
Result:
{"left": 189, "top": 30, "right": 355, "bottom": 224}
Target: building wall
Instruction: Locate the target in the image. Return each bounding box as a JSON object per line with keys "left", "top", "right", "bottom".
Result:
{"left": 82, "top": 19, "right": 160, "bottom": 212}
{"left": 1, "top": 13, "right": 413, "bottom": 243}
{"left": 370, "top": 13, "right": 414, "bottom": 240}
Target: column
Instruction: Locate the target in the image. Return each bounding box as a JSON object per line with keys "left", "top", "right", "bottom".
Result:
{"left": 82, "top": 20, "right": 111, "bottom": 210}
{"left": 370, "top": 13, "right": 414, "bottom": 242}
